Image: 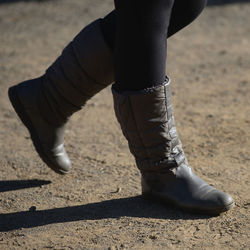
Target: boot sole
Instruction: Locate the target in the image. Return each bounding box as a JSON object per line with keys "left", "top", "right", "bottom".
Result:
{"left": 8, "top": 86, "right": 69, "bottom": 175}
{"left": 142, "top": 192, "right": 235, "bottom": 216}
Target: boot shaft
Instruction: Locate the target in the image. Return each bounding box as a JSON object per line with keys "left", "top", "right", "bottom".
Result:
{"left": 112, "top": 78, "right": 186, "bottom": 172}
{"left": 40, "top": 19, "right": 114, "bottom": 125}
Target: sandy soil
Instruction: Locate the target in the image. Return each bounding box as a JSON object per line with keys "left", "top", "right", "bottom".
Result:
{"left": 0, "top": 0, "right": 249, "bottom": 249}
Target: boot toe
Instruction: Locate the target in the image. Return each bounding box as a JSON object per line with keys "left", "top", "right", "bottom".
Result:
{"left": 209, "top": 189, "right": 234, "bottom": 212}
{"left": 54, "top": 156, "right": 71, "bottom": 174}
{"left": 46, "top": 144, "right": 71, "bottom": 174}
{"left": 195, "top": 188, "right": 235, "bottom": 214}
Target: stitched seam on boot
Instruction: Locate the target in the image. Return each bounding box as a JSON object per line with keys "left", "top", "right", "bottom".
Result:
{"left": 164, "top": 84, "right": 181, "bottom": 167}
{"left": 128, "top": 96, "right": 149, "bottom": 161}
{"left": 164, "top": 86, "right": 178, "bottom": 150}
{"left": 164, "top": 84, "right": 172, "bottom": 148}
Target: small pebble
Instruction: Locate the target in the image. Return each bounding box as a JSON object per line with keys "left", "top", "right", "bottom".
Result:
{"left": 29, "top": 206, "right": 36, "bottom": 212}
{"left": 111, "top": 187, "right": 121, "bottom": 194}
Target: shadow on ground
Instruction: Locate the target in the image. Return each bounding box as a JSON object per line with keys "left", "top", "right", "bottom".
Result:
{"left": 0, "top": 179, "right": 51, "bottom": 193}
{"left": 0, "top": 0, "right": 249, "bottom": 5}
{"left": 0, "top": 196, "right": 214, "bottom": 232}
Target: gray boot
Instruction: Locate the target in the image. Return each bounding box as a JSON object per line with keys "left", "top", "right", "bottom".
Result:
{"left": 112, "top": 78, "right": 234, "bottom": 214}
{"left": 8, "top": 19, "right": 114, "bottom": 174}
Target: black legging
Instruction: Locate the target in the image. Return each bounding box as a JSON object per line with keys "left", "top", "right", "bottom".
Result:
{"left": 101, "top": 0, "right": 207, "bottom": 91}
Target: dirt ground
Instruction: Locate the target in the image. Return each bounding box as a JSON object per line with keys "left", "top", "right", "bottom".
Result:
{"left": 0, "top": 0, "right": 249, "bottom": 249}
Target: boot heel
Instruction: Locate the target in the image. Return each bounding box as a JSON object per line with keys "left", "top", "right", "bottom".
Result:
{"left": 9, "top": 86, "right": 30, "bottom": 133}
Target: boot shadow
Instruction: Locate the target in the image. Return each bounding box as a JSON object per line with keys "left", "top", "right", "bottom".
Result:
{"left": 0, "top": 196, "right": 214, "bottom": 232}
{"left": 0, "top": 179, "right": 51, "bottom": 193}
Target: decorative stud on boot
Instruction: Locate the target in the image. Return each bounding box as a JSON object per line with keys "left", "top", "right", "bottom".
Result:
{"left": 112, "top": 78, "right": 234, "bottom": 214}
{"left": 8, "top": 19, "right": 114, "bottom": 174}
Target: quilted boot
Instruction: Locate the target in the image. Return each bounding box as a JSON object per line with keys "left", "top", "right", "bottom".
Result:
{"left": 8, "top": 19, "right": 114, "bottom": 175}
{"left": 112, "top": 78, "right": 234, "bottom": 214}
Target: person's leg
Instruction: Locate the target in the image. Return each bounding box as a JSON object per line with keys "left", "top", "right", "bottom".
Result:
{"left": 111, "top": 0, "right": 234, "bottom": 214}
{"left": 101, "top": 0, "right": 208, "bottom": 51}
{"left": 113, "top": 0, "right": 174, "bottom": 91}
{"left": 168, "top": 0, "right": 208, "bottom": 37}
